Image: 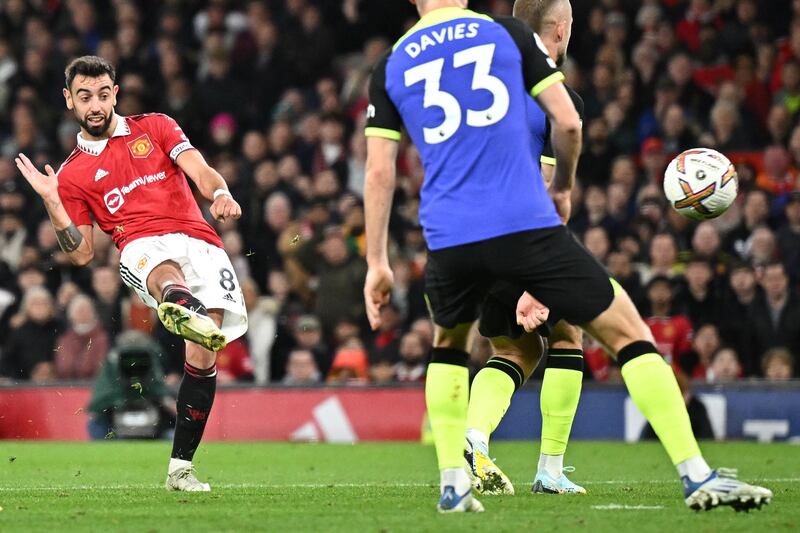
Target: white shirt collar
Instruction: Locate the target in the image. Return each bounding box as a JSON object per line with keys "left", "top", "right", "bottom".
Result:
{"left": 76, "top": 114, "right": 131, "bottom": 156}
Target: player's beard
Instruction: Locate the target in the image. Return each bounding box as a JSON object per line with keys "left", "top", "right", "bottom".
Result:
{"left": 556, "top": 51, "right": 566, "bottom": 68}
{"left": 78, "top": 110, "right": 113, "bottom": 138}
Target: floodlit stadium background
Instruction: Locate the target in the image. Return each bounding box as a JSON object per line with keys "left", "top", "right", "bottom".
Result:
{"left": 0, "top": 0, "right": 798, "bottom": 442}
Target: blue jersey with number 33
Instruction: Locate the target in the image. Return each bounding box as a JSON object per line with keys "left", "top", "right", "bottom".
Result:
{"left": 366, "top": 8, "right": 564, "bottom": 250}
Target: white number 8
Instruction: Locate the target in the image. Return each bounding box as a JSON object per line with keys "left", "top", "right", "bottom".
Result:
{"left": 404, "top": 43, "right": 510, "bottom": 144}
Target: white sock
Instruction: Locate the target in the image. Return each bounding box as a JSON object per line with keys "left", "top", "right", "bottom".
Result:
{"left": 466, "top": 428, "right": 489, "bottom": 454}
{"left": 440, "top": 467, "right": 471, "bottom": 494}
{"left": 538, "top": 453, "right": 563, "bottom": 479}
{"left": 168, "top": 458, "right": 192, "bottom": 475}
{"left": 677, "top": 456, "right": 712, "bottom": 482}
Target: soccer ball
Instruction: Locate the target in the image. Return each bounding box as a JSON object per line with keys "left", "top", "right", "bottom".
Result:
{"left": 663, "top": 148, "right": 738, "bottom": 220}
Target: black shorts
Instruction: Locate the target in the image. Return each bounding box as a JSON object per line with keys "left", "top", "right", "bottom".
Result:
{"left": 424, "top": 225, "right": 614, "bottom": 339}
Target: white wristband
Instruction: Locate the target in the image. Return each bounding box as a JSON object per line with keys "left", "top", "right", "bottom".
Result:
{"left": 213, "top": 188, "right": 232, "bottom": 200}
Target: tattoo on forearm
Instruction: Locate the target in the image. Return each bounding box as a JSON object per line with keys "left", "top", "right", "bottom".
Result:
{"left": 56, "top": 224, "right": 83, "bottom": 253}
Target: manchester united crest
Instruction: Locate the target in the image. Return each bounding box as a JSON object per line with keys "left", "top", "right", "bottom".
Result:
{"left": 136, "top": 254, "right": 149, "bottom": 271}
{"left": 127, "top": 134, "right": 154, "bottom": 158}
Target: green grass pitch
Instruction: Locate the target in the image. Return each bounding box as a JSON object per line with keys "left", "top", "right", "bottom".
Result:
{"left": 0, "top": 441, "right": 797, "bottom": 532}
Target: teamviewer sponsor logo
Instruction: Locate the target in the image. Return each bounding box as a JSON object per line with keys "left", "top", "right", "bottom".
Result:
{"left": 104, "top": 188, "right": 125, "bottom": 214}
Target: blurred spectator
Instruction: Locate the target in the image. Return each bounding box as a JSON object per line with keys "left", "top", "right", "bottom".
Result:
{"left": 645, "top": 276, "right": 693, "bottom": 372}
{"left": 1, "top": 286, "right": 59, "bottom": 381}
{"left": 582, "top": 226, "right": 611, "bottom": 264}
{"left": 54, "top": 294, "right": 109, "bottom": 380}
{"left": 749, "top": 261, "right": 800, "bottom": 372}
{"left": 708, "top": 99, "right": 754, "bottom": 151}
{"left": 291, "top": 226, "right": 367, "bottom": 337}
{"left": 370, "top": 303, "right": 402, "bottom": 363}
{"left": 746, "top": 226, "right": 778, "bottom": 267}
{"left": 369, "top": 359, "right": 396, "bottom": 384}
{"left": 761, "top": 347, "right": 796, "bottom": 380}
{"left": 271, "top": 314, "right": 329, "bottom": 383}
{"left": 395, "top": 332, "right": 427, "bottom": 383}
{"left": 91, "top": 266, "right": 123, "bottom": 338}
{"left": 241, "top": 277, "right": 277, "bottom": 385}
{"left": 724, "top": 190, "right": 770, "bottom": 258}
{"left": 756, "top": 145, "right": 798, "bottom": 195}
{"left": 327, "top": 340, "right": 368, "bottom": 384}
{"left": 685, "top": 222, "right": 732, "bottom": 274}
{"left": 639, "top": 233, "right": 681, "bottom": 285}
{"left": 707, "top": 347, "right": 743, "bottom": 383}
{"left": 409, "top": 318, "right": 434, "bottom": 352}
{"left": 679, "top": 323, "right": 721, "bottom": 380}
{"left": 608, "top": 249, "right": 645, "bottom": 310}
{"left": 282, "top": 348, "right": 322, "bottom": 386}
{"left": 777, "top": 190, "right": 800, "bottom": 282}
{"left": 0, "top": 208, "right": 26, "bottom": 270}
{"left": 720, "top": 262, "right": 760, "bottom": 372}
{"left": 677, "top": 257, "right": 719, "bottom": 328}
{"left": 774, "top": 59, "right": 800, "bottom": 116}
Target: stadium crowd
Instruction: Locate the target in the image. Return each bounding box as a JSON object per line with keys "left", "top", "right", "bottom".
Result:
{"left": 0, "top": 0, "right": 799, "bottom": 388}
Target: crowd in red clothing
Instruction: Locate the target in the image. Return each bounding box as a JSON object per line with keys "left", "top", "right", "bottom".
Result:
{"left": 0, "top": 0, "right": 798, "bottom": 386}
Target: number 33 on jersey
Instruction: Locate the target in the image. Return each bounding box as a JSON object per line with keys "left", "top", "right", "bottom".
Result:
{"left": 365, "top": 7, "right": 564, "bottom": 251}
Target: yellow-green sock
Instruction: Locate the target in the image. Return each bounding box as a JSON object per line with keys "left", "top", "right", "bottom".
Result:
{"left": 620, "top": 345, "right": 701, "bottom": 465}
{"left": 540, "top": 349, "right": 584, "bottom": 455}
{"left": 426, "top": 361, "right": 470, "bottom": 470}
{"left": 466, "top": 357, "right": 523, "bottom": 439}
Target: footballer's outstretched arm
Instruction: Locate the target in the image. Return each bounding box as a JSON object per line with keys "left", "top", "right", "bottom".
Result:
{"left": 363, "top": 136, "right": 399, "bottom": 330}
{"left": 176, "top": 149, "right": 242, "bottom": 222}
{"left": 15, "top": 153, "right": 94, "bottom": 266}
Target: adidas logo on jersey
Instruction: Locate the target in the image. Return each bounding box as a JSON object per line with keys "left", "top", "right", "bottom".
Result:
{"left": 94, "top": 168, "right": 109, "bottom": 181}
{"left": 223, "top": 293, "right": 236, "bottom": 303}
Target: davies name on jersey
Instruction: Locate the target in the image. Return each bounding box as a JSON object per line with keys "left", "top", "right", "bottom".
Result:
{"left": 403, "top": 22, "right": 480, "bottom": 58}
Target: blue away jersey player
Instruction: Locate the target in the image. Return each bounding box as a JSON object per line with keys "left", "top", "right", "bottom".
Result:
{"left": 364, "top": 1, "right": 772, "bottom": 515}
{"left": 365, "top": 4, "right": 574, "bottom": 513}
{"left": 365, "top": 9, "right": 564, "bottom": 250}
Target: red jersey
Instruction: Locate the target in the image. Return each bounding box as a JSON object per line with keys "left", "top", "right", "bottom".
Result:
{"left": 57, "top": 113, "right": 223, "bottom": 251}
{"left": 645, "top": 315, "right": 693, "bottom": 370}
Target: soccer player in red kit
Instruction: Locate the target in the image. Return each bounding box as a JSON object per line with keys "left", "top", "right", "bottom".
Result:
{"left": 15, "top": 56, "right": 248, "bottom": 492}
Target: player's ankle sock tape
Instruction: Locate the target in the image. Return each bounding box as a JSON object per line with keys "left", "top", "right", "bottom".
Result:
{"left": 163, "top": 285, "right": 208, "bottom": 316}
{"left": 485, "top": 357, "right": 525, "bottom": 391}
{"left": 540, "top": 362, "right": 583, "bottom": 456}
{"left": 621, "top": 352, "right": 701, "bottom": 465}
{"left": 172, "top": 370, "right": 217, "bottom": 461}
{"left": 546, "top": 348, "right": 584, "bottom": 371}
{"left": 162, "top": 283, "right": 192, "bottom": 300}
{"left": 184, "top": 362, "right": 217, "bottom": 378}
{"left": 467, "top": 362, "right": 518, "bottom": 437}
{"left": 430, "top": 347, "right": 469, "bottom": 367}
{"left": 426, "top": 363, "right": 469, "bottom": 470}
{"left": 617, "top": 341, "right": 658, "bottom": 367}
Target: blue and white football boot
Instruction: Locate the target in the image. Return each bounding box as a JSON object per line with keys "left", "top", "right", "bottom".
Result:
{"left": 683, "top": 469, "right": 772, "bottom": 511}
{"left": 437, "top": 486, "right": 485, "bottom": 513}
{"left": 532, "top": 466, "right": 587, "bottom": 494}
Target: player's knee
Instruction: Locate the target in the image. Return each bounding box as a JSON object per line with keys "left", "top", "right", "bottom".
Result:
{"left": 432, "top": 323, "right": 473, "bottom": 351}
{"left": 549, "top": 320, "right": 582, "bottom": 347}
{"left": 616, "top": 340, "right": 660, "bottom": 367}
{"left": 429, "top": 347, "right": 470, "bottom": 367}
{"left": 490, "top": 334, "right": 542, "bottom": 377}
